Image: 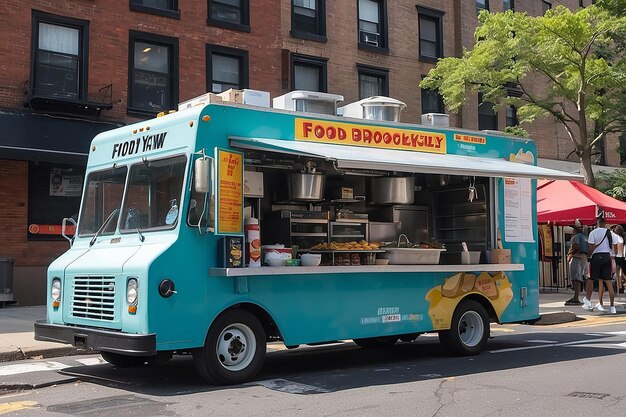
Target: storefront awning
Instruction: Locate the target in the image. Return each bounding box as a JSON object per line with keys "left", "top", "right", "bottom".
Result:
{"left": 0, "top": 110, "right": 122, "bottom": 165}
{"left": 230, "top": 137, "right": 582, "bottom": 180}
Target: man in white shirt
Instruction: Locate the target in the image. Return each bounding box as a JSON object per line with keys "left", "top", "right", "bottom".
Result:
{"left": 583, "top": 211, "right": 617, "bottom": 314}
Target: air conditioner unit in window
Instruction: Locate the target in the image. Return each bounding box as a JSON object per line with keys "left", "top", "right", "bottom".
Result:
{"left": 359, "top": 30, "right": 380, "bottom": 47}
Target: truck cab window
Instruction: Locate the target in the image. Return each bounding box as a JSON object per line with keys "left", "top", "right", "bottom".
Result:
{"left": 78, "top": 167, "right": 128, "bottom": 237}
{"left": 120, "top": 155, "right": 186, "bottom": 232}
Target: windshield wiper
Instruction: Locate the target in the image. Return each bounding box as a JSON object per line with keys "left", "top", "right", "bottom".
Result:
{"left": 89, "top": 208, "right": 120, "bottom": 247}
{"left": 126, "top": 208, "right": 145, "bottom": 242}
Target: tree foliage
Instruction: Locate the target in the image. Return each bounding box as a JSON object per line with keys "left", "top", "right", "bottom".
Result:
{"left": 421, "top": 1, "right": 626, "bottom": 186}
{"left": 596, "top": 169, "right": 626, "bottom": 201}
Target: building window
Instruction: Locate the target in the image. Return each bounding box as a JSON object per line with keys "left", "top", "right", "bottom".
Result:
{"left": 478, "top": 93, "right": 498, "bottom": 130}
{"left": 421, "top": 75, "right": 445, "bottom": 115}
{"left": 542, "top": 1, "right": 551, "bottom": 14}
{"left": 128, "top": 31, "right": 179, "bottom": 116}
{"left": 208, "top": 0, "right": 250, "bottom": 32}
{"left": 358, "top": 0, "right": 387, "bottom": 50}
{"left": 28, "top": 162, "right": 85, "bottom": 241}
{"left": 292, "top": 54, "right": 327, "bottom": 92}
{"left": 206, "top": 45, "right": 248, "bottom": 93}
{"left": 417, "top": 6, "right": 444, "bottom": 63}
{"left": 31, "top": 11, "right": 89, "bottom": 101}
{"left": 357, "top": 65, "right": 388, "bottom": 99}
{"left": 130, "top": 0, "right": 180, "bottom": 18}
{"left": 291, "top": 0, "right": 326, "bottom": 41}
{"left": 503, "top": 0, "right": 514, "bottom": 11}
{"left": 476, "top": 0, "right": 489, "bottom": 14}
{"left": 506, "top": 105, "right": 518, "bottom": 127}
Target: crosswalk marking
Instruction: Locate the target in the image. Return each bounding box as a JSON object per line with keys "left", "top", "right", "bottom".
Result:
{"left": 75, "top": 357, "right": 106, "bottom": 366}
{"left": 0, "top": 361, "right": 69, "bottom": 376}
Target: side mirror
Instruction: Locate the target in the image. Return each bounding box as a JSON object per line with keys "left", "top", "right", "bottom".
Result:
{"left": 62, "top": 217, "right": 77, "bottom": 247}
{"left": 194, "top": 157, "right": 212, "bottom": 194}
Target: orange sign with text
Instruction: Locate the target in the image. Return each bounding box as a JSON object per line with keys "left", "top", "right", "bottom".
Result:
{"left": 295, "top": 118, "right": 446, "bottom": 154}
{"left": 217, "top": 149, "right": 243, "bottom": 235}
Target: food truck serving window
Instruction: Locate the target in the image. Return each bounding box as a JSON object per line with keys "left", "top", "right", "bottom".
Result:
{"left": 78, "top": 166, "right": 128, "bottom": 237}
{"left": 120, "top": 155, "right": 187, "bottom": 233}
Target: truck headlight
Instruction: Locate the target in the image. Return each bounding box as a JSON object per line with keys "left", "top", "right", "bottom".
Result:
{"left": 127, "top": 278, "right": 138, "bottom": 305}
{"left": 51, "top": 278, "right": 61, "bottom": 301}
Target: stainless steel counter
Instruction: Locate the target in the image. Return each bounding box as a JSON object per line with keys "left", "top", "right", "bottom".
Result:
{"left": 209, "top": 264, "right": 525, "bottom": 277}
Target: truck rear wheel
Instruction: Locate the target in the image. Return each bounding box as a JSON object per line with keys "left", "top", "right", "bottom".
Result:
{"left": 353, "top": 336, "right": 398, "bottom": 349}
{"left": 438, "top": 300, "right": 489, "bottom": 356}
{"left": 193, "top": 309, "right": 266, "bottom": 385}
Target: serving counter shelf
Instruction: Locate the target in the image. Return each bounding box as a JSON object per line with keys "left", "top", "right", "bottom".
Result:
{"left": 209, "top": 263, "right": 525, "bottom": 277}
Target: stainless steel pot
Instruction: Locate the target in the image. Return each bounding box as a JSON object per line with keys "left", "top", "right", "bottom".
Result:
{"left": 288, "top": 172, "right": 326, "bottom": 201}
{"left": 370, "top": 176, "right": 415, "bottom": 204}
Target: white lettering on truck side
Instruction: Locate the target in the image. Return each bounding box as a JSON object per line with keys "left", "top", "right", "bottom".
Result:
{"left": 111, "top": 132, "right": 168, "bottom": 159}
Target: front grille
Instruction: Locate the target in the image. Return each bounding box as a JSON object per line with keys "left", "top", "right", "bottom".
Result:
{"left": 71, "top": 276, "right": 116, "bottom": 321}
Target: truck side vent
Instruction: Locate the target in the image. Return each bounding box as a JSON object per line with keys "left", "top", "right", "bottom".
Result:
{"left": 72, "top": 276, "right": 116, "bottom": 321}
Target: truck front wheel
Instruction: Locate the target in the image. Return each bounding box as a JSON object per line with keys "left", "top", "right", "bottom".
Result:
{"left": 438, "top": 300, "right": 489, "bottom": 356}
{"left": 193, "top": 309, "right": 266, "bottom": 385}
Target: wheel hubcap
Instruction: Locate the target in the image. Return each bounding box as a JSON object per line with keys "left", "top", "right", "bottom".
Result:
{"left": 216, "top": 323, "right": 256, "bottom": 371}
{"left": 458, "top": 311, "right": 484, "bottom": 347}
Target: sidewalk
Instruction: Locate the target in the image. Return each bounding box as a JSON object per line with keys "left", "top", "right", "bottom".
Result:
{"left": 1, "top": 291, "right": 624, "bottom": 362}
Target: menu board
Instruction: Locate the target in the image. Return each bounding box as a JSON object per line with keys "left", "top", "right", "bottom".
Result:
{"left": 216, "top": 149, "right": 244, "bottom": 235}
{"left": 503, "top": 177, "right": 534, "bottom": 242}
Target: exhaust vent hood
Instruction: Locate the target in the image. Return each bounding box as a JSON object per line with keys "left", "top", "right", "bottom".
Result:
{"left": 338, "top": 96, "right": 406, "bottom": 122}
{"left": 272, "top": 90, "right": 344, "bottom": 116}
{"left": 421, "top": 113, "right": 449, "bottom": 127}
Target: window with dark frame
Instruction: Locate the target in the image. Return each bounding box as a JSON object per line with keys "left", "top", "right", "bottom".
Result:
{"left": 542, "top": 1, "right": 552, "bottom": 14}
{"left": 421, "top": 75, "right": 445, "bottom": 115}
{"left": 130, "top": 0, "right": 180, "bottom": 18}
{"left": 478, "top": 93, "right": 498, "bottom": 131}
{"left": 476, "top": 0, "right": 489, "bottom": 14}
{"left": 128, "top": 31, "right": 178, "bottom": 115}
{"left": 503, "top": 0, "right": 514, "bottom": 11}
{"left": 28, "top": 162, "right": 85, "bottom": 241}
{"left": 292, "top": 54, "right": 327, "bottom": 92}
{"left": 31, "top": 11, "right": 89, "bottom": 101}
{"left": 357, "top": 65, "right": 388, "bottom": 99}
{"left": 358, "top": 0, "right": 386, "bottom": 49}
{"left": 417, "top": 6, "right": 444, "bottom": 62}
{"left": 292, "top": 0, "right": 326, "bottom": 40}
{"left": 506, "top": 105, "right": 518, "bottom": 127}
{"left": 208, "top": 0, "right": 250, "bottom": 31}
{"left": 206, "top": 45, "right": 248, "bottom": 93}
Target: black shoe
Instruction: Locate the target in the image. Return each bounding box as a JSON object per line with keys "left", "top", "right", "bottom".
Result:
{"left": 565, "top": 298, "right": 583, "bottom": 306}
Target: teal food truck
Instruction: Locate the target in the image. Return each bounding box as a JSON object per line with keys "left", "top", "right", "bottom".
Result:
{"left": 35, "top": 92, "right": 577, "bottom": 385}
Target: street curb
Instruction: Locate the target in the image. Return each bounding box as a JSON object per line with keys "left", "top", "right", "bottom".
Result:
{"left": 0, "top": 346, "right": 81, "bottom": 363}
{"left": 533, "top": 311, "right": 578, "bottom": 325}
{"left": 0, "top": 377, "right": 79, "bottom": 394}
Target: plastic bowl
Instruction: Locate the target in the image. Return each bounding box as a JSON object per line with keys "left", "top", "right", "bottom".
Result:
{"left": 266, "top": 257, "right": 287, "bottom": 267}
{"left": 375, "top": 258, "right": 390, "bottom": 265}
{"left": 300, "top": 253, "right": 322, "bottom": 267}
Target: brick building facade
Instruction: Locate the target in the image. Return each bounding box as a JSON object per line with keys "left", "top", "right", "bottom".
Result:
{"left": 0, "top": 0, "right": 621, "bottom": 305}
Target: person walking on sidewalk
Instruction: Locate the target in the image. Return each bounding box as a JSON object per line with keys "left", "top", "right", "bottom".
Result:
{"left": 583, "top": 211, "right": 617, "bottom": 314}
{"left": 612, "top": 225, "right": 625, "bottom": 293}
{"left": 565, "top": 219, "right": 587, "bottom": 306}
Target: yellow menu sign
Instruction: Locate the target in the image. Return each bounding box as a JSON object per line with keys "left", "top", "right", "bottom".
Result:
{"left": 217, "top": 149, "right": 243, "bottom": 235}
{"left": 295, "top": 118, "right": 446, "bottom": 154}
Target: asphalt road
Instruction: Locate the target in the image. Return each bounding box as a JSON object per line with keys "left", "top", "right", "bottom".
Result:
{"left": 2, "top": 316, "right": 626, "bottom": 417}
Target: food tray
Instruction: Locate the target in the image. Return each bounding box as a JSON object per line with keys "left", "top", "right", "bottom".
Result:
{"left": 381, "top": 248, "right": 445, "bottom": 265}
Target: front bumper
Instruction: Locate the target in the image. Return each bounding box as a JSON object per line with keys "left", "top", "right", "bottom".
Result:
{"left": 35, "top": 321, "right": 156, "bottom": 356}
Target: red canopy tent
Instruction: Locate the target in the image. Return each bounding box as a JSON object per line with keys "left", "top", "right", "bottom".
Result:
{"left": 537, "top": 180, "right": 626, "bottom": 225}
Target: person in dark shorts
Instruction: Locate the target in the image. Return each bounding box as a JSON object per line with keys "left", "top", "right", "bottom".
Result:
{"left": 583, "top": 211, "right": 616, "bottom": 314}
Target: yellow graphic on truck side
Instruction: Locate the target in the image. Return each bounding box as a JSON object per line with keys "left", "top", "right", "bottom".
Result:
{"left": 425, "top": 272, "right": 513, "bottom": 330}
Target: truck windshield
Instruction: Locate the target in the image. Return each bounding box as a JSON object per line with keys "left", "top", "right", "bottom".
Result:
{"left": 78, "top": 167, "right": 128, "bottom": 237}
{"left": 120, "top": 155, "right": 187, "bottom": 233}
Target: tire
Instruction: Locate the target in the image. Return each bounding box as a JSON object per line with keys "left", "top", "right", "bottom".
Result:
{"left": 353, "top": 336, "right": 398, "bottom": 349}
{"left": 101, "top": 351, "right": 149, "bottom": 367}
{"left": 439, "top": 299, "right": 489, "bottom": 356}
{"left": 193, "top": 309, "right": 266, "bottom": 385}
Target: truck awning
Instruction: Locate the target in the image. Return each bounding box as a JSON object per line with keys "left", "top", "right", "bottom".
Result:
{"left": 230, "top": 136, "right": 581, "bottom": 180}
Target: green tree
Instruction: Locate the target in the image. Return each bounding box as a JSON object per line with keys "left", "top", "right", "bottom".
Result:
{"left": 596, "top": 169, "right": 626, "bottom": 201}
{"left": 421, "top": 1, "right": 626, "bottom": 186}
